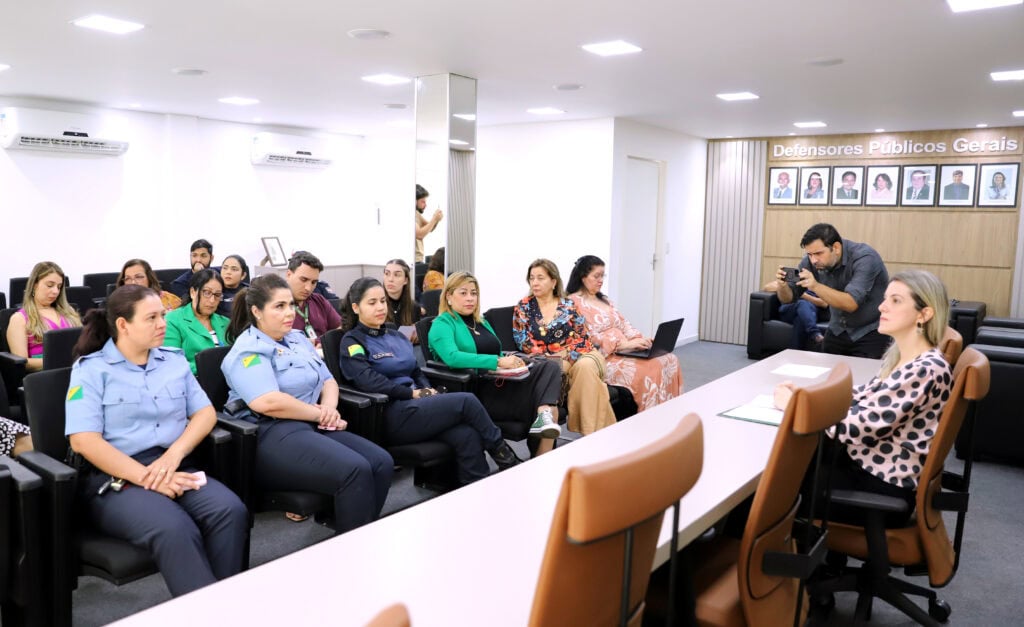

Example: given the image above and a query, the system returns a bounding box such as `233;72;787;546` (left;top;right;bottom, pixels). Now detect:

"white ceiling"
1;0;1023;138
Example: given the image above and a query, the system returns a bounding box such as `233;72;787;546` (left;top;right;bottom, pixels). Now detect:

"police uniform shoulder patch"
347;344;365;357
242;354;262;368
67;386;84;401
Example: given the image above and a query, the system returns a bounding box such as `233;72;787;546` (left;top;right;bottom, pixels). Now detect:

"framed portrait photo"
865;165;901;207
798;167;830;206
831;166;865;206
977;163;1019;208
938;164;977;207
900;165;937;207
261;236;288;267
767;167;798;205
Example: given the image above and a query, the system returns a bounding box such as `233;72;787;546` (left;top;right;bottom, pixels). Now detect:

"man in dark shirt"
776;223;890;358
169;239;217;298
286;251;341;348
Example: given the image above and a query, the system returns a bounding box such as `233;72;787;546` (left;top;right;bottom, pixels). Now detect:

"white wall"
610;119;707;345
475;118;615;310
0;100;411;298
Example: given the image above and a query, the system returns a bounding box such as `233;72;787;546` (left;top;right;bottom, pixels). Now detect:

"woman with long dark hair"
66;285;248;597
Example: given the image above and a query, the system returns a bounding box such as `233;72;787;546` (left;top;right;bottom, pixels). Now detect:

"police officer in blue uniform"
221;273;393;532
338;277;520;485
66;285;248;598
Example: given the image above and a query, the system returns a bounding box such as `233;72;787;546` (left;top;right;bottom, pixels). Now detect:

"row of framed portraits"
767;163;1020;208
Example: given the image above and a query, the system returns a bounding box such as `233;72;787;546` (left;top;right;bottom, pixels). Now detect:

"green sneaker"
529;408;561;439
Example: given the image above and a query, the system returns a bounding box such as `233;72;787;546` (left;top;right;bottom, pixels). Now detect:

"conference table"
114;349;879;627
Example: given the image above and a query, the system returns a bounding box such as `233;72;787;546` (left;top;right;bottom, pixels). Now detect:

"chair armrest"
421;366;473;393
762;521;828;580
0;352;27;400
339;393;371;410
213;413;256;513
338;387;388;445
338;384;389;405
195;426;233;488
830;489;910;513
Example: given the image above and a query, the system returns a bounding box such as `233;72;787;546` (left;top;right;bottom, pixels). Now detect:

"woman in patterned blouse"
775;269;952;526
512;259;616;435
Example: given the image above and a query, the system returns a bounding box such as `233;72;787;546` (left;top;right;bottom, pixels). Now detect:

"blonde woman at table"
567;255;682;411
513;259;616;435
774;270;952;527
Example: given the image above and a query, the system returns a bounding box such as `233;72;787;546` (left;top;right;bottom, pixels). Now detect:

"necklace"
461;314;480;335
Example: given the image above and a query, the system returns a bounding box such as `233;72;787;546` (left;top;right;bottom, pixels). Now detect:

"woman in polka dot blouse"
776;269;953;526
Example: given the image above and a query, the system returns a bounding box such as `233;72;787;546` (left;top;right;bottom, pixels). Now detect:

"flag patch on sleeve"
348;344;365;357
242;354;262;368
67;386;83;401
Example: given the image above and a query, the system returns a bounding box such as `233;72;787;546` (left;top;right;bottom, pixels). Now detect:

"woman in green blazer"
164;269;231;374
427;272;563;444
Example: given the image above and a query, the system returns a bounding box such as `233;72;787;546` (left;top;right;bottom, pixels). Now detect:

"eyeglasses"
124;274;148;284
200;289;224;300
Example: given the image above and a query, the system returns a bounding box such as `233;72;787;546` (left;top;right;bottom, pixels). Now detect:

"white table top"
114;350;879;627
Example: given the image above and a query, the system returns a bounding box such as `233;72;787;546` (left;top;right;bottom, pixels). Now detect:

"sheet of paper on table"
719;393;785;426
770;363;831;379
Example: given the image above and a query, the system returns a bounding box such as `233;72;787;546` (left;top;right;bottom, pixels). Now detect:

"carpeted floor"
65;341;1022;625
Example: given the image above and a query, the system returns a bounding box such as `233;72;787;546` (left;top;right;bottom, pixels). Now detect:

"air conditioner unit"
0;107;129;156
250;132;332;168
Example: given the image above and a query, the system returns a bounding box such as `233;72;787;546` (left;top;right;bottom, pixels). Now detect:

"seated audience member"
763;280;828;349
567;255;682;411
222;274;392;531
338;278;520;484
428;272;563;448
422;247;446;292
118;258;182;311
513;259;616;435
291;250;339;300
6;261;82;372
164;270;231;375
0;416;32;457
66;285;248;597
775;270;953;527
170;239;216;298
383;258;423;329
217;254;249;316
286;251;341;348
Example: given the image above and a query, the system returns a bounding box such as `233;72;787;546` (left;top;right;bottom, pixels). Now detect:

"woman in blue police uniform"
338;277;520;485
222;273;393;532
66;285;248;598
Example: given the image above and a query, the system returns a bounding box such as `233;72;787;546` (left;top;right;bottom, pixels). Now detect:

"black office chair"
0;456;46;627
17;367;235;627
0;308;27;421
420;289;441;318
0;292;6;310
42;328;83;370
8;278;28;309
414;262;428;300
63;286;95;315
153;268;189;286
81;272;120;301
321;328;459;491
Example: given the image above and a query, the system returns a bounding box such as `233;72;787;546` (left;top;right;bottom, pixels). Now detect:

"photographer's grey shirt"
792;239;888;341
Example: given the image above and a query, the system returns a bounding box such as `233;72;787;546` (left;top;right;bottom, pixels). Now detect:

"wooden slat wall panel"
699;140;767;344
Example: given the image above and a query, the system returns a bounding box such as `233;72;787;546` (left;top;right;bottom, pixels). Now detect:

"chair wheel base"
929;598;952;622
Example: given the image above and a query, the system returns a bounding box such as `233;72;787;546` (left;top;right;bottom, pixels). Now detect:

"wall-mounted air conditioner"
250;132;332;168
0;107;129;156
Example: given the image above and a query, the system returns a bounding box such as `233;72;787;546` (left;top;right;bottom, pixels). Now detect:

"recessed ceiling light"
449;139;469;146
384;103;407;110
172;67;208;76
581;40;642;57
71;14;145;35
362;74;411;86
553;83;584;91
452;113;476;121
793;121;827;128
716;91;759;102
347;29;391;40
947;0;1022;12
991;69;1024;81
527;107;565;115
0;64;10;72
219;96;259;106
806;57;844;67
1014;110;1024;117
976;123;989;127
875;128;886;132
788;132;796;136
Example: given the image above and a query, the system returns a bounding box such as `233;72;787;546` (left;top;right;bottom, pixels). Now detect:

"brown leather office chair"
692;363;853;627
938;326;963;367
364;603;410;627
528;413;704;627
815;347;990;625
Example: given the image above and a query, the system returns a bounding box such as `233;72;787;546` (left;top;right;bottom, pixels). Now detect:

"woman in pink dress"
567;255;682;411
6;261;82;372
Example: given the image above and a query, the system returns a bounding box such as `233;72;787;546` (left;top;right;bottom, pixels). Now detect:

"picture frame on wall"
901;165;937;206
798;167;830;205
977;163;1019;208
767;167;798;204
865;165;901;206
938;164;977;207
261;236;288;267
831;166;865;206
